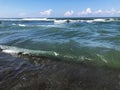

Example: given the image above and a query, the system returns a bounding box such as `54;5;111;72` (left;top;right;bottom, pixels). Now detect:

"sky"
0;0;120;18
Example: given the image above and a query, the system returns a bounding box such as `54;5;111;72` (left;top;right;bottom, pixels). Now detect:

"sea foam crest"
54;20;67;24
54;19;107;24
0;45;60;57
18;24;26;27
93;19;106;22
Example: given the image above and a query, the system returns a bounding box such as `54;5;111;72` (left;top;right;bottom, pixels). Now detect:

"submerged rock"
0;52;120;90
0;48;2;52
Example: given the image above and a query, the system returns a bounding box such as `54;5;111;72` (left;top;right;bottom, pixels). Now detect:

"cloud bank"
77;8;120;16
17;8;120;17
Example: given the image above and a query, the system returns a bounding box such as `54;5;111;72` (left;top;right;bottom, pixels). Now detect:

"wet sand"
0;51;120;90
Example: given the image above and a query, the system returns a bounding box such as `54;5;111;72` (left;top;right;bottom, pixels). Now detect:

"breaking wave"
0;45;120;68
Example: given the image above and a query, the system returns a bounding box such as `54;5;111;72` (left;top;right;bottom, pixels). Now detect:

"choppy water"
0;17;120;68
0;17;120;89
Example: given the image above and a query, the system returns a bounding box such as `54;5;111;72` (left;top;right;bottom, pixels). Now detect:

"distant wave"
1;18;120;24
54;20;67;24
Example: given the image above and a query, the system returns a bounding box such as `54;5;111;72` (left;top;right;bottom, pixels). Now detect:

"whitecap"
93;19;106;22
18;24;26;27
54;20;67;24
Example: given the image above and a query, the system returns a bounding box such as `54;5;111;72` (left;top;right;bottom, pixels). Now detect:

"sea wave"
0;17;120;68
1;45;120;68
0;45;94;64
1;18;120;25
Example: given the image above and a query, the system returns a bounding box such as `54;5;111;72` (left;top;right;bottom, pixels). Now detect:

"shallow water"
0;18;120;89
0;52;120;90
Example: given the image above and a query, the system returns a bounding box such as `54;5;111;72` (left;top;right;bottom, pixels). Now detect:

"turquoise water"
0;18;120;68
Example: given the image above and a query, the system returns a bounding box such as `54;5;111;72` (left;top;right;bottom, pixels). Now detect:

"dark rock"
0;48;3;52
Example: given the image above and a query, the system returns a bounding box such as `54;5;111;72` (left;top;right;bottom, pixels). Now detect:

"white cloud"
94;9;120;16
86;8;92;14
64;10;74;16
78;8;92;15
40;9;53;16
94;9;103;14
17;8;120;18
117;10;120;14
77;8;120;16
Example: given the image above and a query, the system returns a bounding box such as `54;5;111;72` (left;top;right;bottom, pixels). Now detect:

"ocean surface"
0;17;120;89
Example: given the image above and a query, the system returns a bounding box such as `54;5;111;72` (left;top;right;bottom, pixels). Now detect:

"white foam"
108;18;117;22
3;49;19;54
0;45;60;57
54;20;66;24
93;19;106;22
97;54;107;63
54;52;59;56
86;20;94;23
18;24;26;27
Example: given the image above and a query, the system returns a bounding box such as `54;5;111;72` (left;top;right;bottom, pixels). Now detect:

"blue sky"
0;0;120;18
